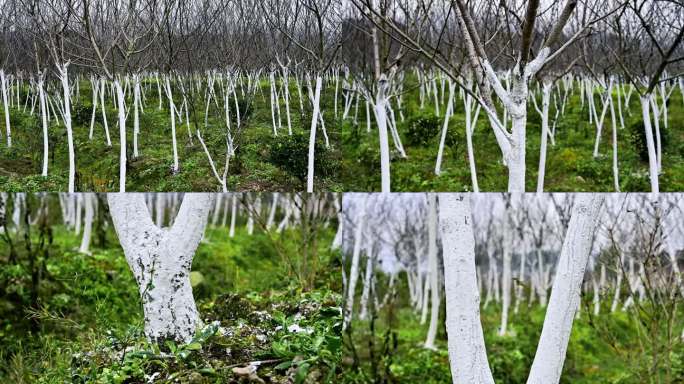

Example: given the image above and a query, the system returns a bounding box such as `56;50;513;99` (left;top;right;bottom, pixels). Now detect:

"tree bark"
108;193;213;344
440;193;495;384
527;193;604;384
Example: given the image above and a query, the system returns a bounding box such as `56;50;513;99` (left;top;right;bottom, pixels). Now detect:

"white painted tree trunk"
282;70;292;135
331;197;343;250
266;193;279;230
465;94;480;192
420;274;430;324
269;72;278;136
115;80;127;192
343;196;367;330
133;75;141;158
79;193;94;254
435;82;455;176
100;79;112;146
165;77;180;173
499;208;512;336
306;76;322;193
526;194;604;384
38;78;49;177
424;193;440;350
649;95;662;173
108;193;213;344
639;95;659;193
440;193;496;384
536;81;552;193
89;77;99;139
508;106;527;192
75;194;83;234
1;70;11;147
592;88;610;158
375;76;391;192
57;63;76;193
608;88;620;192
229;194;237;237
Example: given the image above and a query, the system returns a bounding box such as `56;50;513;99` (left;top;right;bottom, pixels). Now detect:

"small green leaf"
295;362;310;384
274;360;293;370
185;342;202;351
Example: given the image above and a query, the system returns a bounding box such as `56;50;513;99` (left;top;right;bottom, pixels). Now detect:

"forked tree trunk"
639;95;659;193
108;193;213;344
306;75;322;193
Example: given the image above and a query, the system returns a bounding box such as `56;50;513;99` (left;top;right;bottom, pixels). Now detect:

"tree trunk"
114;80;127;192
424;193;440;349
57;63;76;193
375;76;391;192
229;194;237;237
440;193;495;384
38;78;49;177
343;196;367;330
435;82;455;175
499;207;512;336
79;193;94;254
536;81;552;193
526;194;604;384
133;75;141;158
306;75;322;193
1;70;11;147
100;78;111;146
108;193;213;344
640;95;659;193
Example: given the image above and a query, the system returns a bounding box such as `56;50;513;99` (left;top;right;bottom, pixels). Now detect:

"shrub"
267;132;337;182
629;120;669;162
72;102;92;126
405;114;440;146
444;122;465;155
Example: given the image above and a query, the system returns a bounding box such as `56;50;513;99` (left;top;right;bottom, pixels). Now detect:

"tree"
108;193;213;343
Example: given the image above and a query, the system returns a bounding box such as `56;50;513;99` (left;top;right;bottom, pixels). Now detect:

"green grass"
1;76;682;191
0;78;344;192
340;79;684;192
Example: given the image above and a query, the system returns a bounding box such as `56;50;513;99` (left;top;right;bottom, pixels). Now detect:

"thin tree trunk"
526;194;604;384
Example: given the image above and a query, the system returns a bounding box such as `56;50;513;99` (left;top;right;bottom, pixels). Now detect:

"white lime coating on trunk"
108;193;213;343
